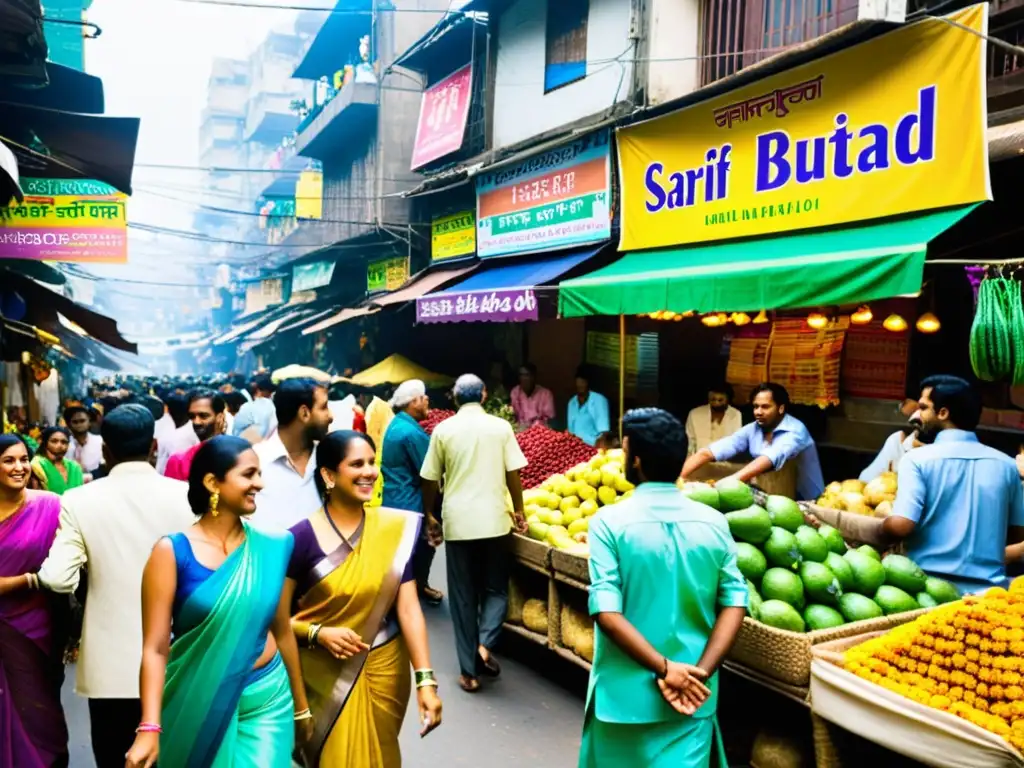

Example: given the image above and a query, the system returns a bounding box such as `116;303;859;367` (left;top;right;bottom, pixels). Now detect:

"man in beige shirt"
421;373;528;693
38;404;195;768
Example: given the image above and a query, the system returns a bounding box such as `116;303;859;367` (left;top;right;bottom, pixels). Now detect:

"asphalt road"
63;546;587;767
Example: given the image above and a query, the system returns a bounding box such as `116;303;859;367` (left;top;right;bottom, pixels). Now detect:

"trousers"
89;697;141;768
445;534;511;677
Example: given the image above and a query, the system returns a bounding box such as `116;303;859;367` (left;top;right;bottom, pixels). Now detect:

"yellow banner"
617;5;990;251
431;210;475;260
296;171;323;220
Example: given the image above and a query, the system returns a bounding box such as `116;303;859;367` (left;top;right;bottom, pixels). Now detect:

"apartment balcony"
245;91;301;144
294;80;378;161
258;142;314;199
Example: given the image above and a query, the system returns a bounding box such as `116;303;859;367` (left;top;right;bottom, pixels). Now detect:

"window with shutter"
545;0;589;93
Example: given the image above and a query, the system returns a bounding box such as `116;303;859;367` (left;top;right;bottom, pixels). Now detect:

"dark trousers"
412;526;437;590
89;698;141;768
445;534;511;677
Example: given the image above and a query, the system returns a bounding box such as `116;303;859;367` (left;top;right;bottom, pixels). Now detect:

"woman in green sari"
126;436;312;768
30;427;84;495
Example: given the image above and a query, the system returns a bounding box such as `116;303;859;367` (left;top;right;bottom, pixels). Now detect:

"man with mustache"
684;382;743;457
163;389;227;482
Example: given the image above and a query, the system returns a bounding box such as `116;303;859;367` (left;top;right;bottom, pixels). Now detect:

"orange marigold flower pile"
845;579;1024;753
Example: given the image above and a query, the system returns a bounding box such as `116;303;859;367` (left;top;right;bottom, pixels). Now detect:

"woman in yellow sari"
285;430;442;767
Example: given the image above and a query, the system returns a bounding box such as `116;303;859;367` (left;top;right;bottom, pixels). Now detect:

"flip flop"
459;675;481;693
419;587;444;606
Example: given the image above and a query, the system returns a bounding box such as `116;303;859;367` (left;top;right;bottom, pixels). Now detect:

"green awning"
558;206;977;318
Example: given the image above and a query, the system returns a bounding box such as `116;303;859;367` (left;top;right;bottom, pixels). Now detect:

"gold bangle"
416;679;439;689
293;709;313;722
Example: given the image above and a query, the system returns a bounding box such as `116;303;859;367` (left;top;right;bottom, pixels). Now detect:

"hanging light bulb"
681;310;695;318
716;312;729;324
915;312;941;333
661;311;676;321
753;309;769;324
851;305;873;325
883;313;908;332
806;312;829;330
701;314;723;327
672;313;684;322
731;312;751;326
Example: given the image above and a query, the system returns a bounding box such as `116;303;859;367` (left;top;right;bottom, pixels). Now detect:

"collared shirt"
231;397;277;440
859;430;917;483
164;441;204;482
709;414;824;500
420;403;528;541
38;462;194;698
156;422;199;475
510;385;556;428
567;391;611;447
380;411;431;513
69;432;104;474
251;433;322;530
587;483;748;725
893;430;1024;593
685;405;743;456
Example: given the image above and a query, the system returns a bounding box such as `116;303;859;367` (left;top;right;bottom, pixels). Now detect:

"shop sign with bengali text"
0;177;128;263
411;63;473;170
366;256;409;292
431;210;475;261
416;289;538;324
476;129;611;258
617;5;990;251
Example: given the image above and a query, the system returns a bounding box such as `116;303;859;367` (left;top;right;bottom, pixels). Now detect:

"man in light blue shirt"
681;382;824;500
567;365;610;447
886;375;1024;594
231;374;276;441
581;408;747;767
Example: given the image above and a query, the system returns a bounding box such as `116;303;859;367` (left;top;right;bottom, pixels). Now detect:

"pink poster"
411;63;473;170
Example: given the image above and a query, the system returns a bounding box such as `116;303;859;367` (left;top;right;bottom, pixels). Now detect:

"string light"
883;314;909;332
851;305;873;325
915;312;941;333
806;312;828;330
753;310;769;324
701;314;725;327
731;312;751;326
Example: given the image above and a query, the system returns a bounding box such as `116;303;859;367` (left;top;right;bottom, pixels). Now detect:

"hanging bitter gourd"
969;277;1013;382
1003;277;1024;386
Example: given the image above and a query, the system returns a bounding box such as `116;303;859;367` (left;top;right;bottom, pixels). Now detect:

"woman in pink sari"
0;434;69;767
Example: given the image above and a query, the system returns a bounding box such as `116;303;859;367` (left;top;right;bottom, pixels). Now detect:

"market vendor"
567;365;610;447
857;398;921;482
684;382;743;456
510;363;555;429
885;376;1024;592
680;382;824;500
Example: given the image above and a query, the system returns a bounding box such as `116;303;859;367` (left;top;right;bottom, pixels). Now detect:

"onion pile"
419;409;455;435
516;424;598;489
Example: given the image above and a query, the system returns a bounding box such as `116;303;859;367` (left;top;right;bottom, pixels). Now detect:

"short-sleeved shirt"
420;403;528;541
510;385;555;428
709;413;824;500
380;412;431;514
587;483;748;725
567;391;611;447
251;434;322;531
892;429;1024;593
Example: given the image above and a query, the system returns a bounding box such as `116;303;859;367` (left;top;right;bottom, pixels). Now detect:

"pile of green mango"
681;481;961;633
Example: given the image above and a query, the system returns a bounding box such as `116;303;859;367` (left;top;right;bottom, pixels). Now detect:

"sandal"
477;652;501;678
419;586;444;606
459;675;481;693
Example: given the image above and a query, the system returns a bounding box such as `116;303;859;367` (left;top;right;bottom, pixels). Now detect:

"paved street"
63;547;586;767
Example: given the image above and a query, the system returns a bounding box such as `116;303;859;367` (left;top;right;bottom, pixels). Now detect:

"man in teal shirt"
581;408;748;768
567;365;610;447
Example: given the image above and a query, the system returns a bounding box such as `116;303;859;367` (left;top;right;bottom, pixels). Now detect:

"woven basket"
510;534;552;573
728;607;933;687
551;549;590;585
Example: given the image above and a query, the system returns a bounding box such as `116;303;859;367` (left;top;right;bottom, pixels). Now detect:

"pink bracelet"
136;723;162;733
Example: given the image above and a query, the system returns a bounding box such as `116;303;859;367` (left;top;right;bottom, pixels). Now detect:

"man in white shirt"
421;374;528;692
859;399;923;482
685;382;743;456
155;391;200;475
65;405;104;479
251;377;334;530
36;404;195;768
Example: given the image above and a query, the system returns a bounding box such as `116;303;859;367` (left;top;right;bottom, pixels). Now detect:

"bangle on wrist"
136;722;162;733
660;656;669;679
417;679;439;690
307;623;322;649
414;668;436;686
293;708;313;722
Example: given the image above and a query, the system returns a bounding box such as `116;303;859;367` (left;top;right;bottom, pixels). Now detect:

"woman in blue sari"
126;436;312;768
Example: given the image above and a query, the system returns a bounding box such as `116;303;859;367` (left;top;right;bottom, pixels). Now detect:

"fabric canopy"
371;264;478;307
438;245;604;295
559;207;976;318
344;354;453;389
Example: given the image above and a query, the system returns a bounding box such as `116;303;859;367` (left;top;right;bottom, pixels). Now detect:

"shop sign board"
416;289;538;324
245;278;285;314
0;177;128;263
476;129;612;258
292;260;336;293
431;210;476;261
366;256;409;293
411;64;473;170
616;4;990;251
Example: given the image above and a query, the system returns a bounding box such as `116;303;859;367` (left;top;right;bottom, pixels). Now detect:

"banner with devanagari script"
616;4;990;251
0;177;128;263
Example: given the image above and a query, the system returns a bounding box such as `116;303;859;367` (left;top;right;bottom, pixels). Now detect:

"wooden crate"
551;548;590;585
510;533;552;575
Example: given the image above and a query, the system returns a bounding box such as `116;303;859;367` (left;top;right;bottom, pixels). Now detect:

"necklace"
196;521;244;555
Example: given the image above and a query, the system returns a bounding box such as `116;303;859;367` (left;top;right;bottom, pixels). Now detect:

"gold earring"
209;491;220;517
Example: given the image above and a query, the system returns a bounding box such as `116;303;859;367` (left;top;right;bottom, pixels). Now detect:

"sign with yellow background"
295;171;323;220
431;210;475;260
617;5;990;251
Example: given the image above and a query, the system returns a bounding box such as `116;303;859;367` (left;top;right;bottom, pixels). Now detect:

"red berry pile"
516;424;598;489
419;409;455;435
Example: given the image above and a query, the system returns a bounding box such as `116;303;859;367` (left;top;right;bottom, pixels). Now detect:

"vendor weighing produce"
680;382;824;501
817;376;1024;594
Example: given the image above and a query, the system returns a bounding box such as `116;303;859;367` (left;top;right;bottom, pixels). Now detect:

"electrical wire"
157;0;462;14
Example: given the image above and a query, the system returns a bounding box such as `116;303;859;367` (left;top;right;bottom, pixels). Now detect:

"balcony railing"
700;0;859;85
